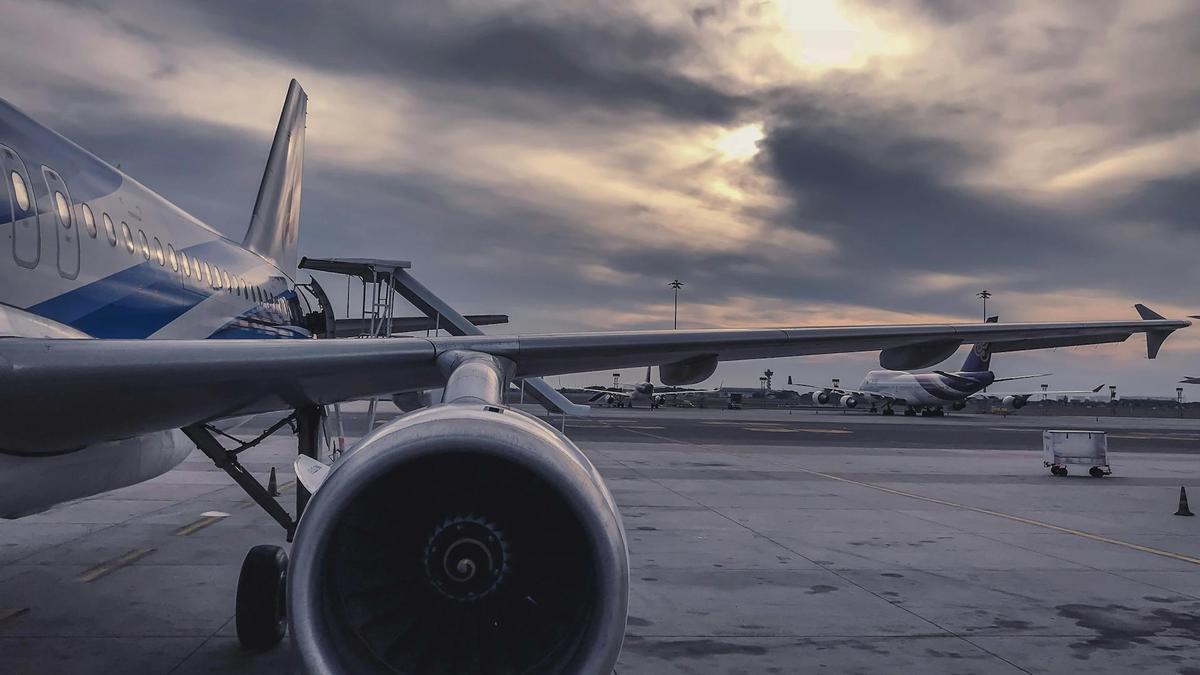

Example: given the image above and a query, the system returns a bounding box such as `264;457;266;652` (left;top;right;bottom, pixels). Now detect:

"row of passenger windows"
8;169;287;310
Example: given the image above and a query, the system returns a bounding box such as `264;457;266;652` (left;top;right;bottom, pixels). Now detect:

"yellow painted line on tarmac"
742;426;796;433
798;468;1200;567
0;607;29;624
794;428;853;435
174;511;230;536
620;425;666;430
76;548;156;582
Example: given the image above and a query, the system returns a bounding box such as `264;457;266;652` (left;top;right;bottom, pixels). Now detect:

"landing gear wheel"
1051;466;1067;477
1089;466;1105;478
236;544;288;649
903;408;917;417
882;408;895;416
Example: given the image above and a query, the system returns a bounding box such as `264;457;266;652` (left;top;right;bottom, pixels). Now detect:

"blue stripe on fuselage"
30;239;297;338
32;258;205;338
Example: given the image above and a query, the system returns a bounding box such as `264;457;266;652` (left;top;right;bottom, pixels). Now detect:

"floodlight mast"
669;279;684;329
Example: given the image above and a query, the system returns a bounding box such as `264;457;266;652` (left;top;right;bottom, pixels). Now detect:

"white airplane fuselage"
858;369;992;407
0;94;307;517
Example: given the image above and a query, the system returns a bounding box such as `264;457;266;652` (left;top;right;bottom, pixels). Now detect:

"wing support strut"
182;405;323;542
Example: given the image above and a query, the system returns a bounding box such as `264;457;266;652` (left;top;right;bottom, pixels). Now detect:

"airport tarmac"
3;404;1200;674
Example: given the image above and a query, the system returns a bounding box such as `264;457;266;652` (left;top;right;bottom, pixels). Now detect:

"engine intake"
289;404;628;674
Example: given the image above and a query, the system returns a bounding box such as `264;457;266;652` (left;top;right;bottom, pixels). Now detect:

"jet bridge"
298;256;590;416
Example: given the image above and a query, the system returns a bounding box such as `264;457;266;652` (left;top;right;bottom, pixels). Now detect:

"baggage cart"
1042;430;1109;478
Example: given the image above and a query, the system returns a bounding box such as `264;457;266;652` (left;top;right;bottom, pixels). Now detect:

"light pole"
976;289;992;321
669;280;684;329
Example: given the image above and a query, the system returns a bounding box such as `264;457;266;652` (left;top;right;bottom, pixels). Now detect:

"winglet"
1135;304;1165;321
1136;304;1174;359
1091;384;1105;393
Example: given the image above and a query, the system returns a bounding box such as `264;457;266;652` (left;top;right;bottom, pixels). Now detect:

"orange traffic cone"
1175;487;1193;517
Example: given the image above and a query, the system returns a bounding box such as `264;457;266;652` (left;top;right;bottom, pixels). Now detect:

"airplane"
795;319;1113;416
0;80;1188;674
584;367;699;408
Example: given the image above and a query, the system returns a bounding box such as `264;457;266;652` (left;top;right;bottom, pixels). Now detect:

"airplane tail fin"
646;366;652;383
960;315;998;372
244;79;307;275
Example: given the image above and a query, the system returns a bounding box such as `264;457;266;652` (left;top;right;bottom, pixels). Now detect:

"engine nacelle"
289;404;628;674
840;395;858;409
1002;395;1025;409
951;400;968;411
390;388;443;412
814;391;831;405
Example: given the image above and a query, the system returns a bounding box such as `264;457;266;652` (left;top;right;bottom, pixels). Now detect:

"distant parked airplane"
795;317;1107;416
585;367;698;408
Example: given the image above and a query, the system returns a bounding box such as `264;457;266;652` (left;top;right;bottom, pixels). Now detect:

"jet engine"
951;400;967;411
1002;395;1026;409
814;391;831;405
840;395;858;409
289;404;629;674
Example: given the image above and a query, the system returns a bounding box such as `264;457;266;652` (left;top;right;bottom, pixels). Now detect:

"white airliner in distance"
0;80;1188;674
584;367;698;408
796;319;1113;416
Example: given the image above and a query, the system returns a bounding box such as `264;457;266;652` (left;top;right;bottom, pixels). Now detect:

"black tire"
903;408;917;417
1089;467;1105;478
236;544;288;649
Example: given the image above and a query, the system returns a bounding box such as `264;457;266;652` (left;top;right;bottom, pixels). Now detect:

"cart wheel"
1089;467;1104;478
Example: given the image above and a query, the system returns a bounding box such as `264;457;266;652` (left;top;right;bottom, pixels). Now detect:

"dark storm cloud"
172;0;752;124
762;112;1066;264
751;85;1198;318
1105;172;1200;230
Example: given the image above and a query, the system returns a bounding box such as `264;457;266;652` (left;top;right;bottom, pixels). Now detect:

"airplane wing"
584;387;632;400
0;311;1185;453
791;382;889;401
991;372;1053;383
931;370;1052;384
654;390;693;397
970;384;1107;401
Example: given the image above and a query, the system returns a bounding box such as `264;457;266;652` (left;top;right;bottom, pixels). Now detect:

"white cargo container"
1042;430;1109;478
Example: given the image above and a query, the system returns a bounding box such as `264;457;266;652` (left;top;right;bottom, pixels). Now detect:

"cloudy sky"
3;0;1198;394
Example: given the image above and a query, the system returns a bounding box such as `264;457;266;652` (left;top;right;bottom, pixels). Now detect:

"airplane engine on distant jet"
951;401;967;411
1002;395;1025;409
289;404;628;675
840;395;857;409
814;391;831;405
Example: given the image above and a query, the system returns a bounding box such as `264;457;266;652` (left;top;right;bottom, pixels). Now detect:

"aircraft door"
41;167;80;279
1;146;39;268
